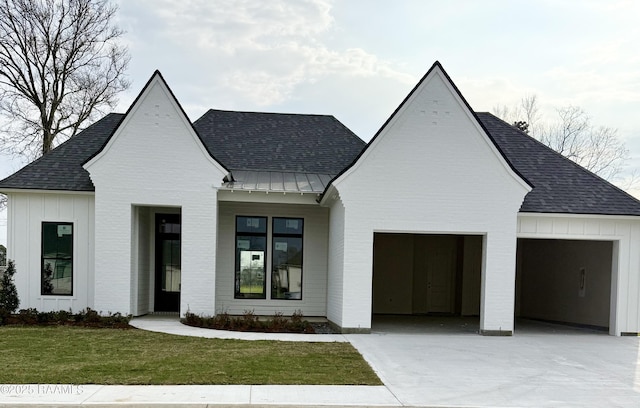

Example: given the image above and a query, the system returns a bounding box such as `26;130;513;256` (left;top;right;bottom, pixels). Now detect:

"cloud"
152;0;334;51
221;46;415;105
129;0;413;106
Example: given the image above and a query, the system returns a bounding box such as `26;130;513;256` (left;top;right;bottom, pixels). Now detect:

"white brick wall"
326;195;345;326
215;201;329;316
84;74;227;316
327;66;530;333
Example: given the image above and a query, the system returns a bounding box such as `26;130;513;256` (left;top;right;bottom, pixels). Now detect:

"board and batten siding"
215;201;329;316
517;213;640;336
6;192;95;312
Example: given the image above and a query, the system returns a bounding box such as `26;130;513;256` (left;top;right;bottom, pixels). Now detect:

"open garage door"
516;239;613;331
372;233;482;317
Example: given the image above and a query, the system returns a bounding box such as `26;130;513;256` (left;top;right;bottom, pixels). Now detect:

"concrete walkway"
0;384;398;406
2;315;640;407
130;314;349;342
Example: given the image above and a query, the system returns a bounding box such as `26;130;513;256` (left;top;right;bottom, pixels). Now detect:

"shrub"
0;260;20;314
240;309;263;331
212;312;231;329
54;309;72;323
4;308;131;328
269;312;287;332
37;311;57;324
184;309;204;327
182;310;315;333
290;309;314;333
15;308;38;325
81;308;102;323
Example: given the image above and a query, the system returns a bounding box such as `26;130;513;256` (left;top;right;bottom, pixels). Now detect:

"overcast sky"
2;0;640;246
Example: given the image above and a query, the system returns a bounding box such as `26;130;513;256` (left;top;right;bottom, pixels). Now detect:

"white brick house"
3;62;640;335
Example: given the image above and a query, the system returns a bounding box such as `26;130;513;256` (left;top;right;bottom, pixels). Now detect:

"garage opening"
372;233;482;327
515;239;613;331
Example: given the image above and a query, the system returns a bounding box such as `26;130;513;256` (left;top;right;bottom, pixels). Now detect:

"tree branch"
0;0;130;158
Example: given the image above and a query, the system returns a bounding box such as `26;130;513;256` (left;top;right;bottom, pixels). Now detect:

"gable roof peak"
83;69;229;173
320;60;531;199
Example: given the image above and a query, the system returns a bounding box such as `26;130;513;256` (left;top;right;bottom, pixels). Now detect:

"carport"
372;233;482;321
515;238;614;331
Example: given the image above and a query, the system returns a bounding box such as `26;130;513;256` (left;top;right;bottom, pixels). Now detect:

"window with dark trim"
271;218;303;300
235;216;267;299
41;222;73;296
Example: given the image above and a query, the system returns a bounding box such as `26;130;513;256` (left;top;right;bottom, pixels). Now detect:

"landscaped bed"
0;326;381;385
181;310;337;333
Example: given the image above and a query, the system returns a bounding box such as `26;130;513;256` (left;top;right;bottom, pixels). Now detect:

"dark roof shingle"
1;109;640;217
0;110;364;191
477;112;640;216
193;109;365;175
0;113;124;191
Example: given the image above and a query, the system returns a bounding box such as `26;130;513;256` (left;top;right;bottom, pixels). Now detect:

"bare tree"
494;97;629;182
538;106;628;181
0;0;130;159
493;94;540;134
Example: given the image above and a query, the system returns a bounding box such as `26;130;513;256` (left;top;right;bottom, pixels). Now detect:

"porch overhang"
219;170;330;205
223;170;332;193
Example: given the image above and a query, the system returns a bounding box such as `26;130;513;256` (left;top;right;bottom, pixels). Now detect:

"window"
41;222;73;296
235;216;267;299
271;218;303;300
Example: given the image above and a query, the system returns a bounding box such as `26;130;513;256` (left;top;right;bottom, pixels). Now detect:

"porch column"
93;198;132;314
179;190;219;317
479;231;517;335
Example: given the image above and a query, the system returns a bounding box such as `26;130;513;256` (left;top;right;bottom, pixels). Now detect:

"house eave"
0;188;95;196
518;211;640;221
217;189;321;205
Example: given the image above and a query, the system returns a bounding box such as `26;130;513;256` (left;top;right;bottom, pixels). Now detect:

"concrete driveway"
346;316;640;407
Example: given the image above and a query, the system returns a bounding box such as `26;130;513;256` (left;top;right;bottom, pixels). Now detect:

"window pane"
236;216;267;234
273;218;303;235
272;236;303;300
162;239;181;292
235;235;266;299
42;222;73;296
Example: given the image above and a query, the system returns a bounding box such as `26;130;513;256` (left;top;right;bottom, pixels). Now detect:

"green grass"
0;326;381;385
239;284;264;294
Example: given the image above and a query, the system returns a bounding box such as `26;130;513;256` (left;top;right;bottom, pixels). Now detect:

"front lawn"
0;326;381;385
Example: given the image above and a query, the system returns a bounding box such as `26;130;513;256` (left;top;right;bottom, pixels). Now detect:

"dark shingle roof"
1;108;640;217
477;112;640;216
192;109;365;175
0;110;364;191
0;113;124;191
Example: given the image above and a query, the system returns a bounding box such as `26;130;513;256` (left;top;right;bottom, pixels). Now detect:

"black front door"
155;214;181;312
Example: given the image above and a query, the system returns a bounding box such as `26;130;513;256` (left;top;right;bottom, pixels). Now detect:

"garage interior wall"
516;238;612;329
372;233;482;315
